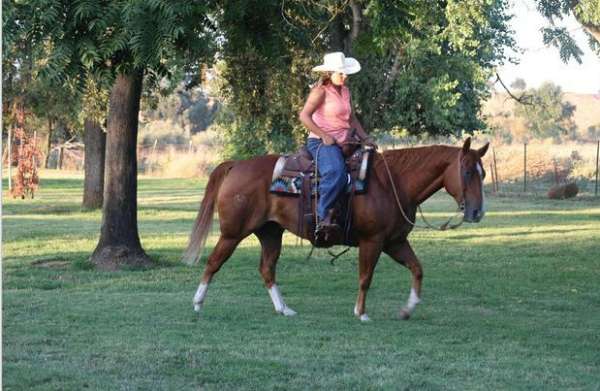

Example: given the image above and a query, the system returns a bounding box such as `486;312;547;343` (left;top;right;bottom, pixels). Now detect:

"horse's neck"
383;146;458;205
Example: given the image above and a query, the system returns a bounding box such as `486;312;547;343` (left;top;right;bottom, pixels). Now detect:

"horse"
182;137;489;321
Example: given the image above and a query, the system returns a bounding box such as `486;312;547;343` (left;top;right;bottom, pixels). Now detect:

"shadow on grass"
448;226;599;240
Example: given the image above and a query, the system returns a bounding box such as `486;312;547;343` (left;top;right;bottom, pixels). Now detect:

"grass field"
2;171;600;390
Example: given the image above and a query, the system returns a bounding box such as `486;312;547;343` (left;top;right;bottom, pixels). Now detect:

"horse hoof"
193;303;202;312
281;307;297;316
399;308;411;320
359;314;371;322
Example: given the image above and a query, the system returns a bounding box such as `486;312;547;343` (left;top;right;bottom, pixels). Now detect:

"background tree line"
3;0;599;268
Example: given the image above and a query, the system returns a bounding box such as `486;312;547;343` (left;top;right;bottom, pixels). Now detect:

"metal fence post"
523;142;527;193
8;125;12;191
595;140;599;196
493;147;499;192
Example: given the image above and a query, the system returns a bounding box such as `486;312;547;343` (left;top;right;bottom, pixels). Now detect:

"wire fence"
4;135;600;198
481;140;599;197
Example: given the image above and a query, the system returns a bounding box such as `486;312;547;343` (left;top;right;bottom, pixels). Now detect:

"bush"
139;120;189;147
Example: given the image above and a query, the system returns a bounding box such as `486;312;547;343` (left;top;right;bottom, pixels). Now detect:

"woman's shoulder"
310;84;327;93
308;85;327;99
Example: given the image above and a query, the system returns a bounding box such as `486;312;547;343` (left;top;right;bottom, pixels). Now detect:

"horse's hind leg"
193;235;241;312
384;240;423;320
255;222;296;316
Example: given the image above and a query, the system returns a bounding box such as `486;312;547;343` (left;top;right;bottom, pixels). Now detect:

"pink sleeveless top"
309;84;351;143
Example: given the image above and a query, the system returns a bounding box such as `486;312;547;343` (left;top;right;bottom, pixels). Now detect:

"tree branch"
349;0;362;42
494;72;534;105
570;2;600;44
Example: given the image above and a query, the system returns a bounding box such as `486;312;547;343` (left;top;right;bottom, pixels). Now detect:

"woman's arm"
349;97;377;148
299;87;335;145
350;111;369;140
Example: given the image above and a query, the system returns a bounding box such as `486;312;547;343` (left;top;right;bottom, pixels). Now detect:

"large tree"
514;82;576;140
3;0;109;209
2;1;81;164
217;0;515;158
36;0;216;269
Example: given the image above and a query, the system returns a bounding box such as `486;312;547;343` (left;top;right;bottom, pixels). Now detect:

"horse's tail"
182;161;235;265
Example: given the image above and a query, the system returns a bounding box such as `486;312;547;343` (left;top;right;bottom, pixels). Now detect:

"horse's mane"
380;145;459;172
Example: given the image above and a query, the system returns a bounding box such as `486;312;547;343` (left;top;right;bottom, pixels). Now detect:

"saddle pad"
270;149;372;196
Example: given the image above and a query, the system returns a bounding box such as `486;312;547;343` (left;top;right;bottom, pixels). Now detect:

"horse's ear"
478;142;490;158
462;137;471;154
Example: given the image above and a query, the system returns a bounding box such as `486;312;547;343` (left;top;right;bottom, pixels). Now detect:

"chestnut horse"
183;138;489;321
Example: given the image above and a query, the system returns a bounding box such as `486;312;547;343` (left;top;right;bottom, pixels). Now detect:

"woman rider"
299;52;375;232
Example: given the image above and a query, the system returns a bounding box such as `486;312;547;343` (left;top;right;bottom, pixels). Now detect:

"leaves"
514;82;577;139
536;0;600;60
542;26;585;63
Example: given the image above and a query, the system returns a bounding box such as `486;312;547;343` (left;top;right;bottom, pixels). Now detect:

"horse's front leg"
384;240;423;320
255;222;296;316
354;239;383;322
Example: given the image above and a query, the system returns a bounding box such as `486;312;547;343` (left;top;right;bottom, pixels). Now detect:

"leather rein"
380;151;464;231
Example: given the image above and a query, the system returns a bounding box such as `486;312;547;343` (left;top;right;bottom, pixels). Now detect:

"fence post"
523;142;527;193
151;139;158;173
32;131;38;169
595;140;599;196
492;147;499;192
8;125;12;191
58;146;64;170
490;163;496;193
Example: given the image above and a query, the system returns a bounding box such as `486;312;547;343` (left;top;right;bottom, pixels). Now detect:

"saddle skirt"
269;146;373;196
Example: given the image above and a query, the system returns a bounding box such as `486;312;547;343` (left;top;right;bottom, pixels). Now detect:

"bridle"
381;151;465;231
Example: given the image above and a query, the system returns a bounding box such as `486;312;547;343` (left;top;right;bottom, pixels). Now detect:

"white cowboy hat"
311;52;361;75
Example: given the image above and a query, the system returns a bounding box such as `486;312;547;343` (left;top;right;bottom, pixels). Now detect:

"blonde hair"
316;72;332;87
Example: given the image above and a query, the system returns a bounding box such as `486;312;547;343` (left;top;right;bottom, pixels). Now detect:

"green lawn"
3;171;600;390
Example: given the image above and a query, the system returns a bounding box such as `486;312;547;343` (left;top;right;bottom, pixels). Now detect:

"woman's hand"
364;137;378;150
322;134;336;145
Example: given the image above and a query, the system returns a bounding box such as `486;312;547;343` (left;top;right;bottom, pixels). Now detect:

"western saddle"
270;144;374;247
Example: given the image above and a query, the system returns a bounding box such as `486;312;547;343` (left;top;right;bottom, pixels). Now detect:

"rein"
381;151;464;231
308;142;464;265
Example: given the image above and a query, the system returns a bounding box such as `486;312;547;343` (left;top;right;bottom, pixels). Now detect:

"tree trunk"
328;16;347;52
82;118;106;209
90;71;152;270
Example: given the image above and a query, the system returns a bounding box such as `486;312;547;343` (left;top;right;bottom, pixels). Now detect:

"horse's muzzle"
464;208;484;223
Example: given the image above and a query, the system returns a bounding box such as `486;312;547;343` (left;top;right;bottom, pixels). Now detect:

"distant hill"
483;92;600;136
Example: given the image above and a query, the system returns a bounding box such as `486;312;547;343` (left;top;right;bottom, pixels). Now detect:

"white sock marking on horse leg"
354;303;369;320
403;288;421;315
193;283;208;312
268;284;297;316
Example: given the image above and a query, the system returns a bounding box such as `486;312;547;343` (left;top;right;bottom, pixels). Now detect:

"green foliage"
2;0;81;137
217;0;516;158
587;124;600;140
514;82;577;140
141;81;220;139
536;0;600;62
221;121;268;160
541;26;584;63
4;0;220;158
510;78;527;90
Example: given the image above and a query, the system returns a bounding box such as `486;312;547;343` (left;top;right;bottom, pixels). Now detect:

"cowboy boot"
315;209;343;247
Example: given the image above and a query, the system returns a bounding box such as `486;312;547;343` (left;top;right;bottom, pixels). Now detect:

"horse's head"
445;137;489;223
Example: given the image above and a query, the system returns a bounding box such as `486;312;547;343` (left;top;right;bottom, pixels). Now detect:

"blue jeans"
306;138;348;221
